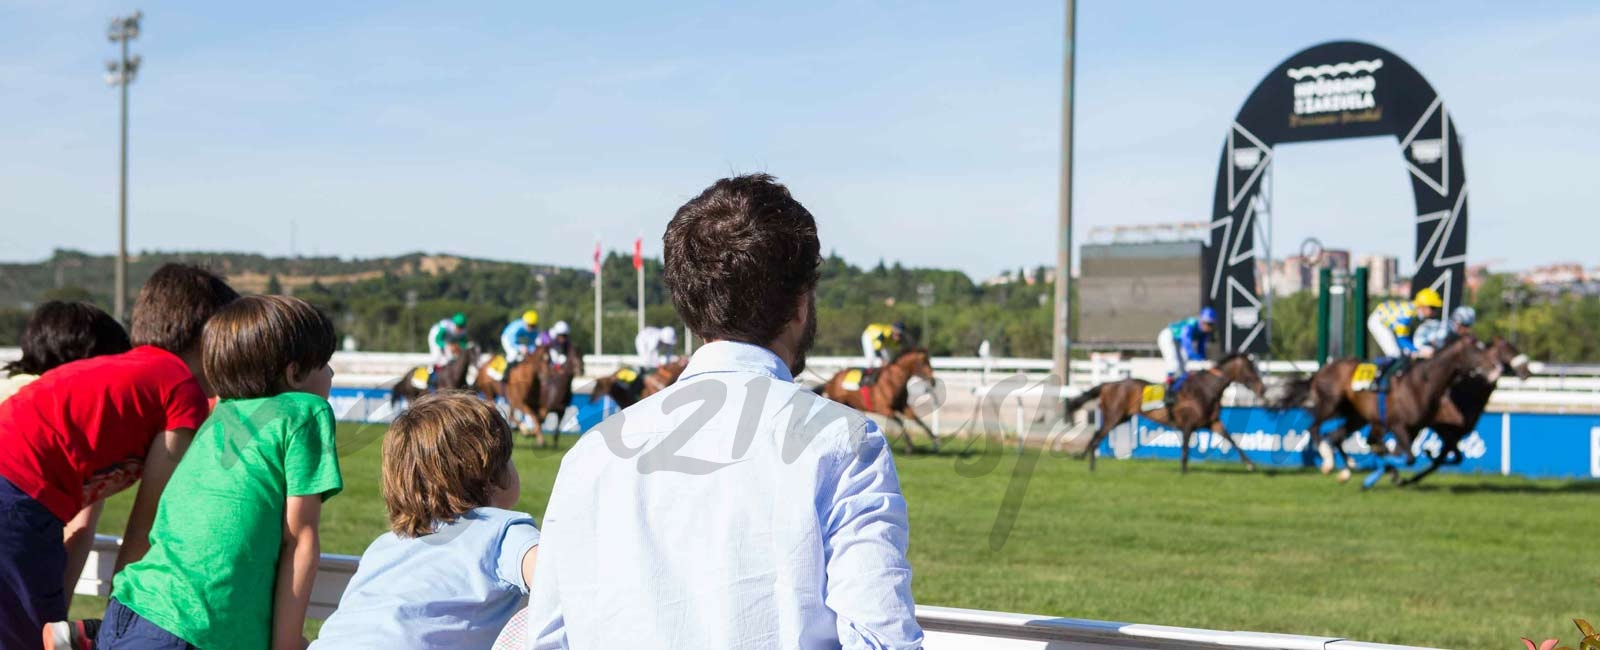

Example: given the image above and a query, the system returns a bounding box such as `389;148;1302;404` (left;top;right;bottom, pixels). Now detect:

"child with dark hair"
311;392;538;649
99;295;342;650
0;300;132;403
0;264;238;650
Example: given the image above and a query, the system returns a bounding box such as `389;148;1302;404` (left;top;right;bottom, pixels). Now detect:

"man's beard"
790;297;817;376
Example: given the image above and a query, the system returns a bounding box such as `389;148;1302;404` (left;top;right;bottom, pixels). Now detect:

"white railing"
78;535;1436;649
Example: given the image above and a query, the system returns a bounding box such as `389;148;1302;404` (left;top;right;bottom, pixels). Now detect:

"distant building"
1355;254;1401;296
1258;249;1350;296
1518;263;1600;296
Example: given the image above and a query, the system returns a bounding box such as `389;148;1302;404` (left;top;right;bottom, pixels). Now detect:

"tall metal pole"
1051;0;1077;384
116;34;129;322
594;241;603;356
107;12;142;322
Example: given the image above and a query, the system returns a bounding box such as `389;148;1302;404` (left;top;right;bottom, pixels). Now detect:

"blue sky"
1;1;1595;278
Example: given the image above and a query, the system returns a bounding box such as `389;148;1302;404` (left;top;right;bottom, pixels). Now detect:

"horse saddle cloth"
615;367;640;384
841;369;865;392
1350;362;1380;392
1140;384;1166;412
409;367;431;390
485;355;509;383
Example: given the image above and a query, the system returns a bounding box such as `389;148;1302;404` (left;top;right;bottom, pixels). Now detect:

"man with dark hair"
528;175;921;649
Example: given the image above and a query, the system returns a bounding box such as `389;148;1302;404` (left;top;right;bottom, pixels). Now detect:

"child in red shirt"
0;264;238;650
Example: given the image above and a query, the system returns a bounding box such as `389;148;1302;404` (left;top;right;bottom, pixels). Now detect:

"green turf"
73;423;1596;648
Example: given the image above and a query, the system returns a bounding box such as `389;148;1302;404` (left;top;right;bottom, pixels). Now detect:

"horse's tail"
1269;374;1313;411
811;382;826;396
1062;383;1103;415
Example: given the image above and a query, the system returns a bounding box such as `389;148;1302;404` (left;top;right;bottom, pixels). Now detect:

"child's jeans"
0;474;66;650
98;599;198;650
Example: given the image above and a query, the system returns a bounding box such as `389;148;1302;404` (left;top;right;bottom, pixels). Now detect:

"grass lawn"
73;423;1597;649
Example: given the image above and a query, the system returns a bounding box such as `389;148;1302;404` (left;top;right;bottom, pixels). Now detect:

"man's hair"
663;174;821;345
4;301;131;376
130;263;240;354
202;295;336;400
382;392;515;538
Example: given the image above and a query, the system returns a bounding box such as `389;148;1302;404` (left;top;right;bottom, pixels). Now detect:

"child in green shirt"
102;295;342;650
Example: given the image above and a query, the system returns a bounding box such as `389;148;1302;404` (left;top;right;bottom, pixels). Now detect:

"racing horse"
816;348;939;454
473;350;547;446
1064;353;1267;474
534;346;583;449
587;357;690;410
390;342;474;408
1272;335;1500;481
1400;336;1531;486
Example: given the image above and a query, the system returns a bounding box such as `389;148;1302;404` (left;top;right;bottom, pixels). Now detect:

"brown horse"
816;349;938;454
1273;335;1500;480
1400;336;1531;486
473;352;546;446
1066;353;1267;473
534;345;583;449
390;343;474;408
588;357;689;410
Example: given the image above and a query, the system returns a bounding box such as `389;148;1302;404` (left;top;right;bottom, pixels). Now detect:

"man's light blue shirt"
526;340;921;649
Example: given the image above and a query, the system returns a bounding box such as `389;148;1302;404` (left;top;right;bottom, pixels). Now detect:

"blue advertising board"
327;387;613;434
1095;406;1600;480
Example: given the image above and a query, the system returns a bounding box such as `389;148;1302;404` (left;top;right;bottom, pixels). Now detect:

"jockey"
861;321;907;369
427;312;468;368
1157;307;1215;392
1368;288;1443;361
500;310;541;364
1415;305;1476;358
634;325;678;370
541;320;574;368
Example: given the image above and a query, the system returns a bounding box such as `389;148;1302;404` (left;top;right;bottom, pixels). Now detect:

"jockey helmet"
1198;306;1218;323
892;321;906;332
659;327;678;346
550;320;570;336
1450;306;1477;327
451;312;467;327
1413;288;1444;308
522;309;539;326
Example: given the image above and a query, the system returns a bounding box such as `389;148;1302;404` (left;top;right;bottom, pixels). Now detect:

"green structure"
1315;267;1369;367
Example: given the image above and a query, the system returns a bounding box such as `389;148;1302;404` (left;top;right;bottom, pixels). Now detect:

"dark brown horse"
817;349;938;453
1400;336;1531;485
390;342;474;408
1273;335;1500;481
588;357;689;410
473;351;545;446
534;345;583;449
1065;353;1267;473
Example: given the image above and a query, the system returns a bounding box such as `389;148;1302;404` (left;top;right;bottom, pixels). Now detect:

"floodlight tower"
106;10;143;322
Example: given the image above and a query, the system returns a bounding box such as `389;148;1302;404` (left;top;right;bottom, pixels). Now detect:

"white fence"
77;535;1435;650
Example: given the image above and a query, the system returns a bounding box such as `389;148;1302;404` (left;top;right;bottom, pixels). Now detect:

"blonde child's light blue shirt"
312;507;540;649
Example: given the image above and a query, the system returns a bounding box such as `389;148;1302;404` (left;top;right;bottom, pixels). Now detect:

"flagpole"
594;240;603;356
635;236;645;336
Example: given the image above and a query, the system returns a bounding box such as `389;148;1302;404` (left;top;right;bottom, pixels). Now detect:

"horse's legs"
1179;429;1193;474
904;410;939;453
887;415;916;454
1210;418;1255;471
1082;417;1121;472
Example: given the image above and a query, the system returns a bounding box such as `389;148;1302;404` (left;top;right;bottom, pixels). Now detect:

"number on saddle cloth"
1350;362;1381;392
409;367;431;390
486;355;509;383
1140;384;1166;412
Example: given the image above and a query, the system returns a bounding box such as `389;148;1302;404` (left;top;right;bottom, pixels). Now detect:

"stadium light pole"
106;10;143;323
1051;0;1076;385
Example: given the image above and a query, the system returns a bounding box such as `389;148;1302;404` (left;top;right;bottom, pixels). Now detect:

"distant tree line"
4;249;1597;363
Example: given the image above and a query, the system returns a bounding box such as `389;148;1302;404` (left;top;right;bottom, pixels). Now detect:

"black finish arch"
1203;40;1467;353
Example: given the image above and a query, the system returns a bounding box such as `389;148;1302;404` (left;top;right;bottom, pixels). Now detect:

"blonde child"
312;392;538;649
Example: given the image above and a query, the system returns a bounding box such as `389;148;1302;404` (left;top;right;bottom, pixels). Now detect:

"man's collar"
679;340;794;383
